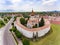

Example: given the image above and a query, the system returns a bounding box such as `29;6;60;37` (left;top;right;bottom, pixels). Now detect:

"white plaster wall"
14;22;50;38
14;23;33;38
38;26;50;37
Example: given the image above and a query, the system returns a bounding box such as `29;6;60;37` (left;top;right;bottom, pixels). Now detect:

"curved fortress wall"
14;23;50;38
14;18;50;38
15;23;33;38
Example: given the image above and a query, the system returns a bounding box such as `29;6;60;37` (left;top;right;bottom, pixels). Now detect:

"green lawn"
30;24;60;45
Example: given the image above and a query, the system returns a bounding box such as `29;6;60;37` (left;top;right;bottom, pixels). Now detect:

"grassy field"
30;24;60;45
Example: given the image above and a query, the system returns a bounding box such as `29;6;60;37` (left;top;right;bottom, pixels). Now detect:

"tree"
4;18;8;23
20;18;26;25
33;24;37;28
23;15;30;18
12;23;14;26
14;16;17;21
22;39;30;45
7;16;11;20
12;26;16;32
11;26;22;38
15;30;22;38
39;17;45;27
0;20;5;28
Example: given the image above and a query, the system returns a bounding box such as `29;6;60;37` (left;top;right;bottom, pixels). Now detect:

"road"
0;16;23;45
0;16;16;45
3;16;17;45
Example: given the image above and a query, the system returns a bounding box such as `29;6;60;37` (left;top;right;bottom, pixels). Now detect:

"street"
0;16;16;45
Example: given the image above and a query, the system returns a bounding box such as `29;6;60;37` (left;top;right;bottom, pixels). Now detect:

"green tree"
12;26;16;32
33;24;37;28
15;30;22;38
12;23;14;26
7;16;11;20
14;16;17;21
0;20;5;28
20;18;26;25
11;26;22;38
4;18;8;23
22;39;30;45
39;17;45;27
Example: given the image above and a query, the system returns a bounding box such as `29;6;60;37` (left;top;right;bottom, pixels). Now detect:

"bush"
39;17;45;27
22;39;30;45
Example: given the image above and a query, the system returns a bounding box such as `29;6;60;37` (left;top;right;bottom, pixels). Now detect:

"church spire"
31;9;34;16
32;9;34;13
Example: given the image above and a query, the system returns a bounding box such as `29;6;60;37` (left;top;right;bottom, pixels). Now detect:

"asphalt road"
3;16;17;45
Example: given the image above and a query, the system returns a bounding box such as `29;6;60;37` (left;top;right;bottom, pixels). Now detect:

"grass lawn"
30;24;60;45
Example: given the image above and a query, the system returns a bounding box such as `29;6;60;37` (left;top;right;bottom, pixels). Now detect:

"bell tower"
31;9;35;16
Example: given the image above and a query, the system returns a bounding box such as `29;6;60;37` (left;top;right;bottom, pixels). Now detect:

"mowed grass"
30;24;60;45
